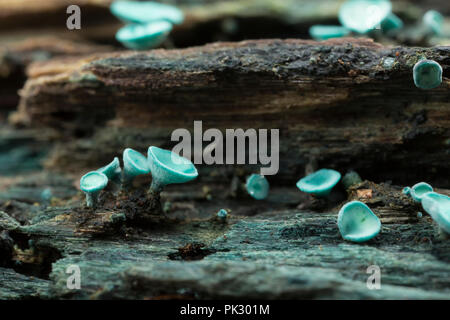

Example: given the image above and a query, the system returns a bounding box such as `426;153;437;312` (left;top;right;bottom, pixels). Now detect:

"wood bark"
13;38;450;187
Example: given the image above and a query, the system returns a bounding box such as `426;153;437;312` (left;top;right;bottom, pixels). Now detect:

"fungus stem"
150;179;163;194
86;192;99;209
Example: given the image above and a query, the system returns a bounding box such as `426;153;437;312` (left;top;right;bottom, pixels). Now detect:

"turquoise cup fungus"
122;148;150;189
97;157;122;184
80;171;108;208
404;182;433;203
246;174;269;200
338;201;381;242
296;169;341;197
339;0;392;34
423;10;444;35
309;25;351;40
381;13;403;33
413;59;443;90
147;146;198;193
110;0;184;25
116;21;173;50
421;192;450;234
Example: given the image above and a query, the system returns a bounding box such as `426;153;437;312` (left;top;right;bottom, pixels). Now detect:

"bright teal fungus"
339;0;392;34
147;146;198;193
110;0;184;25
423;10;444;35
404;182;434;203
246;174;269;200
296;169;341;197
116;21;173;50
97;157;121;184
338;201;381;242
309;25;351;40
80;171;108;208
421;192;450;234
402;186;411;195
122;148;150;189
217;209;228;221
413;59;443;90
381;13;403;33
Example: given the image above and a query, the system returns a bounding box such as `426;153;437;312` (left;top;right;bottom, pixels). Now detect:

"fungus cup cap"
147;146;198;186
110;0;184;25
116;21;173;50
410;182;433;202
80;171;108;193
296;169;341;197
123;148;150;175
338;201;381;242
97;157;121;179
421;192;450;234
339;0;392;34
309;25;351;40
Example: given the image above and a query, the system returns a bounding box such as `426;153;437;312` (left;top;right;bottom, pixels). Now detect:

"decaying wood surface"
0;163;449;300
12;38;450;187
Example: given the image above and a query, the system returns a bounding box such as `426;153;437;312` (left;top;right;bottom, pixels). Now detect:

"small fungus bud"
245;174;269;200
413;59;443;90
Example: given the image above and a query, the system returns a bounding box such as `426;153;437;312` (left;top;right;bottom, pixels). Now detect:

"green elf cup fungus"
423;10;444;36
116;21;173;50
97;157;122;184
122;148;150;189
381;13;403;33
110;0;184;25
80;171;108;209
246;174;269;200
339;0;392;34
338;201;381;243
421;192;450;234
309;25;351;40
413;59;443;90
296;168;341;197
147;146;198;193
406;182;433;203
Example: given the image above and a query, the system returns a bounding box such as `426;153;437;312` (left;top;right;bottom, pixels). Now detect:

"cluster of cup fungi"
80;147;449;243
78;0;448;241
110;0;184;49
80;146;198;210
310;0;444;41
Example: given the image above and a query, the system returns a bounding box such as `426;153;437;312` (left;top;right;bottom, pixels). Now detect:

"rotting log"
0;37;113;113
0;165;449;299
13;38;450;187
